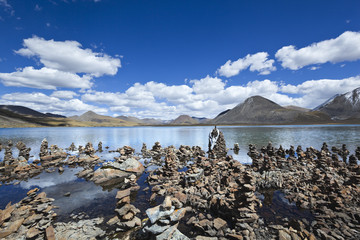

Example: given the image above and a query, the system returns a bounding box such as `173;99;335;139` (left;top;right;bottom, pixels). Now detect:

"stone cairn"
0;188;56;240
97;141;103;152
39;139;49;158
208;126;227;159
107;187;141;232
139;196;188;239
84;142;95;156
68;142;76;151
3;140;14;165
16;141;31;161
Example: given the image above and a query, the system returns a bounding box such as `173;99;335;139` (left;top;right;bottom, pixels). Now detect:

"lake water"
1;125;360;222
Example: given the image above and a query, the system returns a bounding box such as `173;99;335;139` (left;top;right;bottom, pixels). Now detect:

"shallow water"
0;125;359;221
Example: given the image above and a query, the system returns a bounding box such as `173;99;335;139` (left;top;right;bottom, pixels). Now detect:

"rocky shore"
0;128;359;239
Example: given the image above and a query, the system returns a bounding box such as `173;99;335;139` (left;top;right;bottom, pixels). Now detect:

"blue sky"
0;0;360;119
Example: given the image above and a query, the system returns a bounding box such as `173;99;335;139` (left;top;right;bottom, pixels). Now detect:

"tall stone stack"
4;140;14;165
16;141;31;161
68;142;76;151
97;141;103;152
84;142;95;156
108;187;141;231
208;126;227;159
234;171;259;239
163;148;178;178
39;139;49;158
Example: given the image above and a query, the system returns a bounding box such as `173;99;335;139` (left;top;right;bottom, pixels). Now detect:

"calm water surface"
0;125;359;221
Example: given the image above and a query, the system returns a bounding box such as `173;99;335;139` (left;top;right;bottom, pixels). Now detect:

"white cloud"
0;67;92;90
50;90;78;99
0;92;107;116
15;36;121;77
280;75;360;108
34;4;42;11
217;52;276;77
276;31;360;70
190;75;225;94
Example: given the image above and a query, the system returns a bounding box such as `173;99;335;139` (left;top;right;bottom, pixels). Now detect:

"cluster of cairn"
0;188;56;240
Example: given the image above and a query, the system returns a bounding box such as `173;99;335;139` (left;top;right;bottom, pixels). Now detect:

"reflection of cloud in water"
20;168;81;189
45;181;116;215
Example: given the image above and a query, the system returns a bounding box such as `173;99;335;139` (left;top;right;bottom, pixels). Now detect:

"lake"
1;125;360;221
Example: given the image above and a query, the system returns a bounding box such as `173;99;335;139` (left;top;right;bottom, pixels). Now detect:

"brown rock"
279;230;292;240
107;216;119;225
27;188;39;196
213;217;227;230
46;225;55;240
116;188;131;200
26;227;40;239
0;218;24;238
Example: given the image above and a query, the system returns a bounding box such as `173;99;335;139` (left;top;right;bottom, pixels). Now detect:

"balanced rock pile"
0;188;56;240
107;186;141;231
139;196;188;239
208;126;227;159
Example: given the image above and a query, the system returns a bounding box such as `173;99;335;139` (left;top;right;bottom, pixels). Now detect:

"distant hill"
314;87;360;120
116;116;164;125
0;105;65;118
170;115;200;125
212;96;330;125
69;111;137;126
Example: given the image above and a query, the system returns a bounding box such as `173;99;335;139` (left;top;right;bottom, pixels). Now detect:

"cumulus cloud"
50;90;78;99
0;67;92;90
190;75;225;94
276;31;360;70
0;92;107;116
0;36;121;90
280;75;360;108
217;52;276;77
15;36;121;77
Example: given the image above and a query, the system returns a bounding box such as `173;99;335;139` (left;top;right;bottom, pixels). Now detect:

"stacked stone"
263;154;276;171
163;148;178;178
356;146;360;160
152;142;162;153
234;171;259;239
317;150;330;169
84;142;95;156
208;127;227;159
39;139;49;158
0;142;2;152
3;141;14;165
108;187;141;231
97;141;103;152
118;145;135;157
140;196;188;239
338;144;350;163
0;188;56;240
68;142;76;151
16;141;31;161
248;144;262;171
191;146;205;157
78;145;83;154
233;143;240;154
265;142;275;157
296;145;306;162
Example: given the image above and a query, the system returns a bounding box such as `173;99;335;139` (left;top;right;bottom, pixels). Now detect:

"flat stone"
279;230;292;240
116;188;131;200
46;225;55;240
107;216;119;225
0;218;24;238
26;227;40;239
213;217;227;230
169;208;186;222
146;205;175;224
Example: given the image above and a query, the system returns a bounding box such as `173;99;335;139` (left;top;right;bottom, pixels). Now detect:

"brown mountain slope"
212;96;330;125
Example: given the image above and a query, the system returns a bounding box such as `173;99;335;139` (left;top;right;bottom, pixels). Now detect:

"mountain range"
0;87;359;128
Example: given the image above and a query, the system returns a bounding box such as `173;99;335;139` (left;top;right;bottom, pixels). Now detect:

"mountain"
0;105;65;118
170;115;200;125
116;116;164;125
314;87;360;120
284;105;310;112
69;111;137;126
212;96;330;125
